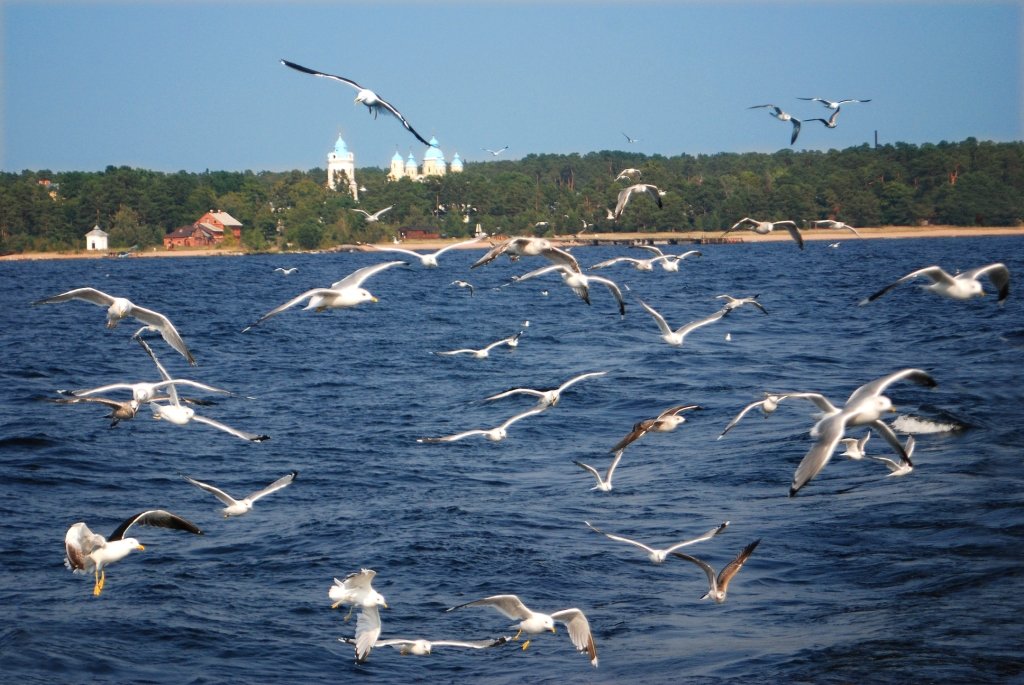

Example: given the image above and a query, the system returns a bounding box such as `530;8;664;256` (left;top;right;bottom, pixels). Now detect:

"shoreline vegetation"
1;225;1020;262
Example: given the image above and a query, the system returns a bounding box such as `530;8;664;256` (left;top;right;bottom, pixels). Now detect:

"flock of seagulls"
750;97;871;145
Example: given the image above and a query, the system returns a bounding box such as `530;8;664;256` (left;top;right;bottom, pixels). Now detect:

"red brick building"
163;210;242;249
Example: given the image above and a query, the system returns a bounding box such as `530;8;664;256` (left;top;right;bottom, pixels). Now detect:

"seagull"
804;108;842;130
867;435;916;477
748;104;802;145
838;433;872;461
446;595;597;667
48;396;141;427
715;293;768;314
613;184;663;219
717;391;835;439
609;403;702;452
274;267;298;275
511;264;626;316
243;260;406;330
860;263;1010;306
64;510;202;596
483;146;509;156
417;406;544;443
798;96;871;110
34;287;196;366
450;280;475;296
811;219;862;236
622;132;639;144
329;568;388;620
615;168;642;181
573;450;624;492
828;242;842;249
339;635;509;657
589;255;673;272
181;471;298;517
64;376;234;405
670;539;761;603
483;371;607;408
370;235;485;267
351;206;393;223
280;60;432;147
350;604;383;663
638;299;729;348
789;368;936;496
471;236;580;272
584;521;729;564
725;217;804;249
633;246;702;271
435;331;522;358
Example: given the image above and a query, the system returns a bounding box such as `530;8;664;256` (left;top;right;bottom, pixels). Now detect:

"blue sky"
2;1;1021;173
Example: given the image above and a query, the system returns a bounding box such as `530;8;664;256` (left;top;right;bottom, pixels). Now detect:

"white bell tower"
327;133;358;201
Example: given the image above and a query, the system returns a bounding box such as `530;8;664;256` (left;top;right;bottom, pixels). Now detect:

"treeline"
1;137;1021;253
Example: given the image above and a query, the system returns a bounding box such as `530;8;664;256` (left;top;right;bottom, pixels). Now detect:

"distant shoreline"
2;225;1020;262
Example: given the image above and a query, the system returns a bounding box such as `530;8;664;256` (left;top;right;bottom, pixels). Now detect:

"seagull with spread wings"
860;262;1010;306
609;402;702;452
584;521;729;564
725;217;804;249
671;539;761;603
613;183;663;219
748;104;803;145
281;59;433;147
638;300;729;348
370;235;485;267
351;206;393;223
181;471;297;517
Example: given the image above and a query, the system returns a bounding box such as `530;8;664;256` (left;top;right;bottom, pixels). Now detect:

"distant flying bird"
637;299;729;348
351;206;393;223
274;267;298;275
483;146;509;156
715;293;768;315
584;520;729;564
805;108;841;130
717;391;840;440
512;264;626;316
471;236;580;272
633;245;702;272
181;471;298;518
574;449;625;492
483;370;607;408
281;59;432;147
860;263;1010;306
435;331;523;359
243;261;406;330
748;104;802;145
338;635;509;658
34;287;196;366
613;184;663;219
416;406;544;443
450;280;475;296
615;168;642;181
671;539;761;603
610;402;702;452
812;219;862;236
622;132;639;144
64;510;203;596
370;235;485;267
725;217;804;249
798;96;871;110
446;594;597;667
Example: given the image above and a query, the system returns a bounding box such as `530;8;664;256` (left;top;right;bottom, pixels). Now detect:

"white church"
324;133;463;199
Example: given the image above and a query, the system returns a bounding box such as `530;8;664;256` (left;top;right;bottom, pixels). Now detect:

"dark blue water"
2;236;1023;684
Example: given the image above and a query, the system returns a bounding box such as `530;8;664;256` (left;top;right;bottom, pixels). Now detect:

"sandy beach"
1;225;1019;262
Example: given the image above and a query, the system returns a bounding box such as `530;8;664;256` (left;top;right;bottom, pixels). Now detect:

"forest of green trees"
1;137;1021;254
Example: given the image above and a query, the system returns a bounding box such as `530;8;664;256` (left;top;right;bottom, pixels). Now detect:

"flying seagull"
417;406;544;443
34;287;196;366
717;391;833;440
435;331;522;358
632;245;702;272
748;104;802;145
584;520;729;564
574;449;625;492
370;235;485;267
48;396;141;427
812;219;862;236
329;568;388;621
483;370;607;408
181;471;298;517
638;299;729;348
511;264;626;316
338;635;509;658
281;59;432;147
610;402;702;452
64;510;202;596
450;280;475;296
615;168;642;181
725;218;804;249
860;263;1010;306
798;97;871;110
613;184;663;220
274;267;298;275
446;594;597;667
715;293;768;315
671;539;761;603
471;236;580;272
622;132;639;144
805;108;842;130
483;146;509;156
351;206;393;223
243;260;406;330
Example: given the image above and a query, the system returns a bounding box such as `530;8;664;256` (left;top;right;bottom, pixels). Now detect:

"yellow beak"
136;544;145;551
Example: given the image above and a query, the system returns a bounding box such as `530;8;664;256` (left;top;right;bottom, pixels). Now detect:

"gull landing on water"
34;287;196;366
574;449;624;492
446;595;597;667
860;262;1010;306
584;520;729;564
671;539;761;603
64;510;202;596
280;60;433;147
181;471;297;517
748;104;802;145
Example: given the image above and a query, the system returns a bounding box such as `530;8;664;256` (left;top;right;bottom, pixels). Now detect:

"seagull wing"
33;286;117;307
609;419;654;452
370;206;393;220
68;382;135;398
638;300;674;337
718;398;769;439
245;471;298;502
182;475;239;507
470;240;512;268
190;414;270;442
584;521;656;555
331;260;406;289
514;264;564;282
243;288;335;331
657;403;701;420
550;608;598;667
369;93;432;147
417;429;487;442
557;371;608;392
963;262;1010;303
869;419;914;466
541;245;581;273
670;551;720;593
573;460;603;482
109;509;203;541
370;246;423;259
846;368;936;406
484;387;544;402
127;303;195;365
588;275;626;316
429;638;509;649
432;235;486;256
605;449;625;481
674;308;727;337
342;568;377;591
664;521;731;554
790;413;847;496
499;407;545;430
861;266;953;304
65;522;103;571
447;594;532;621
775;221;804;249
281;59;364;90
354;605;382;663
716;539;761;594
789;118;802;145
613;187;634;219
